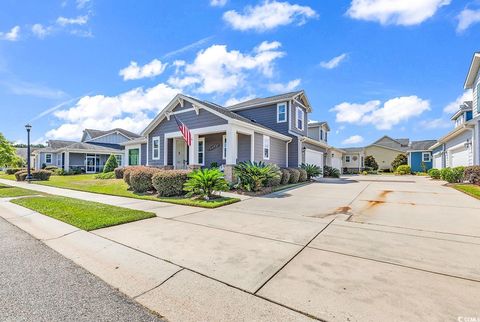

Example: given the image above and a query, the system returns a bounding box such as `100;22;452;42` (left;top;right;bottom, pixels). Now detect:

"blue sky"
0;0;479;147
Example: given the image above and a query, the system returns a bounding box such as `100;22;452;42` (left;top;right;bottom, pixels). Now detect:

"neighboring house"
138;91;333;180
342;147;365;173
33;128;141;173
406;140;437;172
431;52;480;168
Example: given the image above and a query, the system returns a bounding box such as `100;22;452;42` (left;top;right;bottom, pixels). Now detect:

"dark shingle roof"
59;142;122;152
409;140;437;151
84;128;141;140
226;91;303;109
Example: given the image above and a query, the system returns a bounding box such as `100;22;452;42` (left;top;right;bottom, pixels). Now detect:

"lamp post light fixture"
25;124;32;182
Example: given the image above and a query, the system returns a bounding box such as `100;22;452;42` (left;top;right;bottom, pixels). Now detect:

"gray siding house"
140;91;332;180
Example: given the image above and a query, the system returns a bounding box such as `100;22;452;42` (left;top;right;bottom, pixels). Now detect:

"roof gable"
226;90;312;112
464;52;480;89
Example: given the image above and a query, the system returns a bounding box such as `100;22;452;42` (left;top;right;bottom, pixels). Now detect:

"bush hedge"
280;168;290;185
428;168;441;179
129;167;162;193
287;168;300;184
14;170;27;181
44;165;58;171
395;165;411;175
5;168;25;175
464;166;480;185
152;170;190;196
265;170;282;187
15;169;52;181
298;168;308;182
103;154;118;173
323;165;340;178
114;167;125;179
123;166;144;187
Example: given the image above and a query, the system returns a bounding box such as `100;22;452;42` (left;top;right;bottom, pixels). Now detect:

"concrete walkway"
2;176;480;321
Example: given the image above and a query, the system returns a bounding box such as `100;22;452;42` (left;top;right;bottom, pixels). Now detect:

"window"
422;152;431;162
115;154;123;167
152;137;160;160
477;83;480;113
277;103;287;123
198;138;205;165
345;155;351;163
296;107;304;131
455;115;464;127
222;135;227;159
263;135;270;160
325;131;328;142
45;153;52;164
320;129;324;140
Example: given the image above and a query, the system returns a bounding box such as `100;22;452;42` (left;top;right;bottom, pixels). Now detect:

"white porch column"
225;126;237;165
64;152;70;172
189;134;199;166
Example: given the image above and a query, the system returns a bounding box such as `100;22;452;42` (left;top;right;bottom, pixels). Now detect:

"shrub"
130;167;162;193
464;166;480;185
362;171;368;175
209;162;219;168
123;166;144;187
301;163;322;180
54;168;67;176
114;167;125;179
428;168;441;179
287;168;300;184
391;154;408;171
265;169;282;187
280;168;290;185
323;165;340;178
298;168;308;182
44;165;58;171
5;168;25;175
364;155;379;171
152;170;191;197
234;161;280;192
440;168;451;181
183;168;228;199
95;172;115;179
448;166;465;183
103;154;119;173
395;165;411;175
32;170;52;181
15;170;28;181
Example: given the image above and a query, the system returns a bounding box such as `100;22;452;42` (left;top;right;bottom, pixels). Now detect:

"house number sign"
208;143;220;151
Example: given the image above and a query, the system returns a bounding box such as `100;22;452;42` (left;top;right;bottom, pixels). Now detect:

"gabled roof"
82;128;141;142
408;140;437;151
450;101;473;120
55;142;122;153
464;52;480;89
368;135;409;151
226;90;312;112
308;121;330;131
343;147;364;153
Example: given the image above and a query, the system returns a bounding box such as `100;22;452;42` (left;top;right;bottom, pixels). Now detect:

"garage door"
450;146;469;167
305;149;324;169
433;154;442;169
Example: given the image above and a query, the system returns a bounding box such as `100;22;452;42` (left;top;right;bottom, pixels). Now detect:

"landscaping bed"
232;181;310;196
11;195;155;231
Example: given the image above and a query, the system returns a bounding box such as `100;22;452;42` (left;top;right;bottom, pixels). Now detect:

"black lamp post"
25;124;32;182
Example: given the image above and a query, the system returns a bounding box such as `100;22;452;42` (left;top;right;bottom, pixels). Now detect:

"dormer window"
277;103;287;123
296;107;304;131
320;129;323;140
455;114;464;127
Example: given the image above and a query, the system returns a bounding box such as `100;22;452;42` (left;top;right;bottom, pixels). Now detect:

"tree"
391;154;408;171
364;155;378;170
0;132;16;168
103;154;119;173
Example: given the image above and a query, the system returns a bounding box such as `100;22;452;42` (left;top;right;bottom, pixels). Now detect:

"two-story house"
139;91;332;181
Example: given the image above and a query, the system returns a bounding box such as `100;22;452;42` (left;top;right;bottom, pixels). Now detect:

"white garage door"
450;146;469;167
433;154;442;169
305;149;324;168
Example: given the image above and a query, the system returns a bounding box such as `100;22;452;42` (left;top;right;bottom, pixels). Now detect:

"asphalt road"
0;217;163;322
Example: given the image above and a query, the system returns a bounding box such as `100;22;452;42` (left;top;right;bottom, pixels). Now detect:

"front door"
86;155;96;173
129;148;139;166
175;139;187;169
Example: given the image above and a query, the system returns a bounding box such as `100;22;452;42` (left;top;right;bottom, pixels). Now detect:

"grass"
0;183;39;197
0;171;16;180
33;174;239;208
453;184;480;200
272;181;309;193
11;195;155;231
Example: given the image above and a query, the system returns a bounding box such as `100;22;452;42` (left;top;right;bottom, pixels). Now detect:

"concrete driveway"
93;175;480;321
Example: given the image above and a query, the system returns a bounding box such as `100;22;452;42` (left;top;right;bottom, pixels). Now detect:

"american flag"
173;115;192;146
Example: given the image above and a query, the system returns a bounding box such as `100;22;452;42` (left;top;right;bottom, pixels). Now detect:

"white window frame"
222;135;227;160
345;155;351;163
115;154;123;167
152;136;160;160
198;137;205;166
263;135;270;160
296;106;304;131
45;153;52;164
422;152;431;162
277;103;287;123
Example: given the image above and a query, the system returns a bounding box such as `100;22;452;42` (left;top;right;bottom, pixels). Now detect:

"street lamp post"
25;124;32;182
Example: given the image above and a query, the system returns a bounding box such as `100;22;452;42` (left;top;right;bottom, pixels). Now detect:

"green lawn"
454;184;480;200
33;174;239;208
0;183;39;197
11;195;155;231
0;171;15;180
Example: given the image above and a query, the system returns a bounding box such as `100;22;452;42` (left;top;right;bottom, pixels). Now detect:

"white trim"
288;100;292;131
263;135;270;160
163;136;168;166
146;134;149;166
125;144;142;166
84;130;133;143
222;135;227;160
296;106;305;131
277;102;287;123
286;141;289;167
152;136;160;160
45;153;52;164
422;152;431;162
197;137;205;166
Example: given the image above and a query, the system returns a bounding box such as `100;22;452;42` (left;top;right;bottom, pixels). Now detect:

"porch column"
188;134;200;169
64;152;70;172
224;127;238;182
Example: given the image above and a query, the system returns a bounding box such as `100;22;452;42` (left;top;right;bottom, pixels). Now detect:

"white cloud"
210;0;227;7
119;59;168;81
347;0;450;26
320;53;348;69
0;26;20;41
267;78;301;93
0;79;66;99
46;83;179;140
457;8;480;32
56;15;89;26
163;36;213;58
76;0;91;9
31;24;51;39
443;89;472;113
225;95;256;106
171;41;285;94
342;135;364;145
419;118;451;129
330;96;430;130
223;0;317;32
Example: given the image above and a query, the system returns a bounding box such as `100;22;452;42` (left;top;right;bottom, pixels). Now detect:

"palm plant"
234;161;280;192
183;168;229;200
300;163;322;180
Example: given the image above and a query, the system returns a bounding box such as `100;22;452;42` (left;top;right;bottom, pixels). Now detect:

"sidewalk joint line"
133;268;185;299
